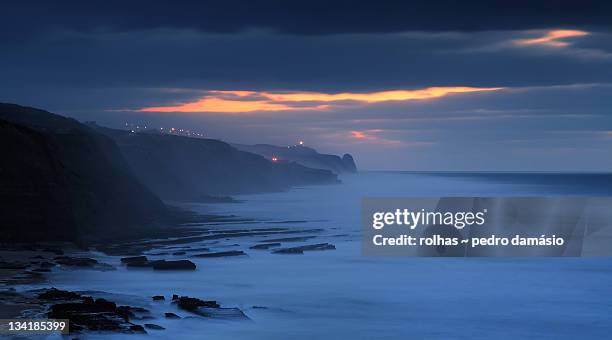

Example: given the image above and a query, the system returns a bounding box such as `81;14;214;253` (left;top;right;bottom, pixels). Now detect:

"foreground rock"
152;260;196;270
177;296;220;310
273;243;336;254
1;286;251;335
38;287;81;300
120;256;148;264
54;256;113;270
121;256;196;270
0;260;29;269
192;250;246;258
175;296;248;320
43;288;148;333
0;262;46;285
264;236;317;243
54;256;98;267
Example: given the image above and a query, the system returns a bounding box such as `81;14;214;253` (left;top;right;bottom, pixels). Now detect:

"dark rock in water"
39;287;151;333
43;248;64;255
144;323;165;330
250;243;281;250
152;260;196;270
165;312;181;319
176;301;250;319
126;259;163;268
116;305;150;319
54;256;98;267
120;256;148;264
0;261;29;270
38;288;82;300
24;270;45;278
126;306;150;314
48;297;130;332
40;261;55;268
33;268;51;272
152;295;165;301
172;251;186;255
192;251;246;258
272;248;303;255
172;294;179;301
252;305;268;309
54;256;114;270
1;269;46;285
177;296;220;311
123;257;173;269
273;243;336;255
264;236;317;243
140;228;323;248
129;325;146;333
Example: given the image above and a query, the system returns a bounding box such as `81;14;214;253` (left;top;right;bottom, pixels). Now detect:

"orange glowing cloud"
138;87;503;113
351;129;384;140
260;87;502;103
141;96;296;113
350;129;404;145
514;29;589;48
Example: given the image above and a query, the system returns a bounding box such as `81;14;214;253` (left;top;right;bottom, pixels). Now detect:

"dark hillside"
96;127;339;200
0;104;168;244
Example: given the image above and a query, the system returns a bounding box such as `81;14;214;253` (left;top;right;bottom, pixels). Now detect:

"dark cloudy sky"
2;1;612;170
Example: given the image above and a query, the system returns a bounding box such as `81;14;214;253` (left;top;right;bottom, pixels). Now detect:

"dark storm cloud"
3;0;612;43
2;29;612;97
1;1;611;171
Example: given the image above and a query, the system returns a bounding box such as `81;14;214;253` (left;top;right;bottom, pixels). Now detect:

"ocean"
37;172;612;339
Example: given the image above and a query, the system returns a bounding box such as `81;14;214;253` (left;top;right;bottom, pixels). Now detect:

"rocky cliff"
95;127;339;200
0;104;169;244
232;143;357;174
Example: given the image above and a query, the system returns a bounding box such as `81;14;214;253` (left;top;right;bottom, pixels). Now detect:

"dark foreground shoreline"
0;208;337;336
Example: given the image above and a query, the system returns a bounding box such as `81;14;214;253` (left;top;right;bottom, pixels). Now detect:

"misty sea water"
40;172;612;339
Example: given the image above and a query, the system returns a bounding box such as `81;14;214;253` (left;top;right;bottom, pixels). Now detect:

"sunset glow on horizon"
514;29;589;48
138;87;504;113
349;129;405;145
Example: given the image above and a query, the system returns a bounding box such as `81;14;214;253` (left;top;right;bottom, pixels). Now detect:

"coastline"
3;172;612;338
0;203;338;336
